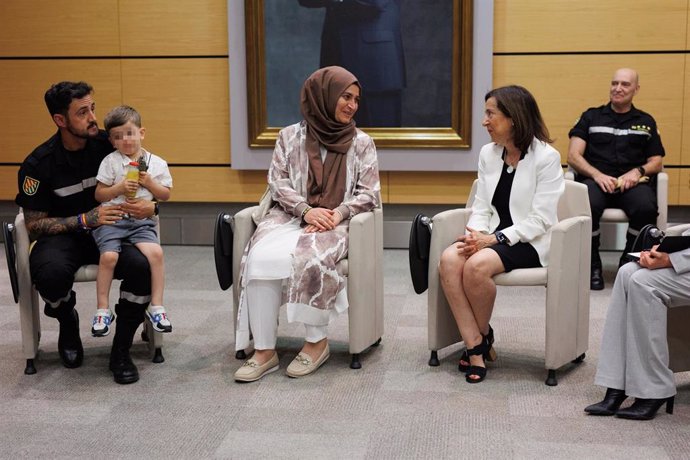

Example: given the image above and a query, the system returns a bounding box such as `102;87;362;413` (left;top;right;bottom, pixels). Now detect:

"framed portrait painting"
244;0;473;149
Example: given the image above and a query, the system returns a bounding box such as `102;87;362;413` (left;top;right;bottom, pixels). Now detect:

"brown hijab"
299;66;360;210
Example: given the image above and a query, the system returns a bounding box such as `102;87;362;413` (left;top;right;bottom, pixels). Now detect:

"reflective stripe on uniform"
53;177;98;197
589;126;651;138
120;290;151;305
41;291;73;308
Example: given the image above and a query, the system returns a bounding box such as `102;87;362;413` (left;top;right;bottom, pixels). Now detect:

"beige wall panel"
494;0;687;53
0;1;119;57
0;60;122;163
120;59;229;165
0;167;18;201
118;0;228;56
493;55;684;165
682;55;690;164
387;172;476;204
665;168;681;205
685;1;690;50
170;168;265;202
170;168;391;204
678;169;690;205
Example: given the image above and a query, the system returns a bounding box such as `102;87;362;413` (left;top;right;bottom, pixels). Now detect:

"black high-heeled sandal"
584;388;627;416
459;325;495;372
616;396;674;420
465;335;492;384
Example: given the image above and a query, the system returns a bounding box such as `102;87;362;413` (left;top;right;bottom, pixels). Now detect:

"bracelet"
77;213;90;230
301;206;312;220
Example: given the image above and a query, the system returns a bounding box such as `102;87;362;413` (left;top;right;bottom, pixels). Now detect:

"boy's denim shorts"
92;218;158;253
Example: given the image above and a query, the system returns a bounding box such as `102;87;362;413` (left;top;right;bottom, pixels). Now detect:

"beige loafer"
286;343;330;378
234;352;279;382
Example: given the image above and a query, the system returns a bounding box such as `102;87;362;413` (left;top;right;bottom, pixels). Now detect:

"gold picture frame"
245;0;473;149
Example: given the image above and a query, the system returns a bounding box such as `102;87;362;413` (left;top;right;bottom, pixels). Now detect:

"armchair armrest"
347;208;384;353
427;208;472;351
666;223;690;237
544;214;592;368
231;206;259;308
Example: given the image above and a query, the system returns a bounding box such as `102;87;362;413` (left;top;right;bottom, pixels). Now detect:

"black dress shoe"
584;388;627;415
616;397;674;420
57;310;84;369
590;267;604;291
109;349;139;384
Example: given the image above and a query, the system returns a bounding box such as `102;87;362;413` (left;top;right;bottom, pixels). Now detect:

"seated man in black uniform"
15;81;156;384
567;68;665;290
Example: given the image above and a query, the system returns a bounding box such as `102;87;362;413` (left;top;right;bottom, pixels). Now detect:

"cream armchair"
5;210;164;375
665;223;690;373
564;170;668;231
230;206;384;369
427;180;592;385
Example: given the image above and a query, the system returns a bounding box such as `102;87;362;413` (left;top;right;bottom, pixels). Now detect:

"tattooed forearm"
84;208;100;227
24;209;80;241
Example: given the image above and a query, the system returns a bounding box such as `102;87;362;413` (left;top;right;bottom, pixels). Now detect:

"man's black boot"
109;345;139;384
590;266;604;290
618;231;638;268
109;315;140;384
45;293;83;368
57;310;84;368
590;236;604;290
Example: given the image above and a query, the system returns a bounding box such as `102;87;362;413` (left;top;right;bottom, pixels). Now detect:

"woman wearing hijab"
234;66;381;382
438;85;564;383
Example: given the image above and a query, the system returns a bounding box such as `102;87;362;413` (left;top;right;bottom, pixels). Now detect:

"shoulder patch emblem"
22;176;40;196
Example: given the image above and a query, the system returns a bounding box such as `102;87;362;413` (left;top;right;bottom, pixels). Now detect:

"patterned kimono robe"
235;121;380;350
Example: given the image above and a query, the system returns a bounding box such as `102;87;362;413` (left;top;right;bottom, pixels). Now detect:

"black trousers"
579;178;658;234
30;232;150;323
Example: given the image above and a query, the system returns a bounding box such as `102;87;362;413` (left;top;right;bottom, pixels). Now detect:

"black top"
16;130;113;217
568;102;665;177
491;149;526;232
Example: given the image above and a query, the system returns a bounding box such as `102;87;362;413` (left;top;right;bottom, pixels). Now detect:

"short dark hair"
104;105;142;133
44;81;93;116
484;85;553;153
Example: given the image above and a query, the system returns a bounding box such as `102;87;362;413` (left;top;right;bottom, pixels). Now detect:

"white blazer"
467;139;565;266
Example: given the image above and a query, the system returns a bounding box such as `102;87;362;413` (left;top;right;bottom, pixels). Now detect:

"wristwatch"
637;166;646;176
495;231;510;245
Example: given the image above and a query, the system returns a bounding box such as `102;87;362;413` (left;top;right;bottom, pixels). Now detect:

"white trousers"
246;279;328;350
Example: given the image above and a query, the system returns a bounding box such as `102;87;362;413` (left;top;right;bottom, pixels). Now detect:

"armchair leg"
152;347;165;363
545;369;557;386
350;353;361;369
235;350;247;360
572;353;585;364
428;350;440;367
24;358;37;375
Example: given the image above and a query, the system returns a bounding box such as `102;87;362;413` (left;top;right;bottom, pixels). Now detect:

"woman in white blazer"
439;85;564;383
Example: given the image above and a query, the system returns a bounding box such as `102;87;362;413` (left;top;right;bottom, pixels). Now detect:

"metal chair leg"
545;369;557;386
24;358;37;375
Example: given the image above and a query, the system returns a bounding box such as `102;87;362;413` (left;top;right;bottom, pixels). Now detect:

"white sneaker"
91;308;115;337
146;306;172;333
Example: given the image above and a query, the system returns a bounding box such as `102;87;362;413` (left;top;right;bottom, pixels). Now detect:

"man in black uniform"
568;68;665;290
15;81;156;384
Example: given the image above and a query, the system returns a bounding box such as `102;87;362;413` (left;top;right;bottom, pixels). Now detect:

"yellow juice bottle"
125;161;140;198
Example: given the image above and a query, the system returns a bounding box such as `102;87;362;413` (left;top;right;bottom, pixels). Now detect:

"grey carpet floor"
1;247;689;459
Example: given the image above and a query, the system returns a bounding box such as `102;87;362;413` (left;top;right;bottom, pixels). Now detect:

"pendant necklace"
503;148;516;174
